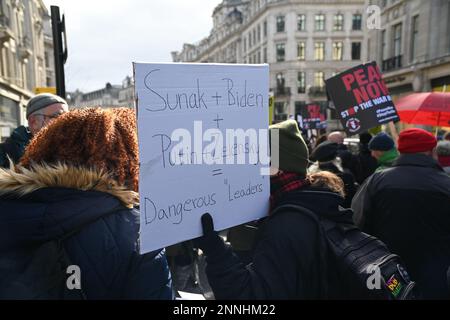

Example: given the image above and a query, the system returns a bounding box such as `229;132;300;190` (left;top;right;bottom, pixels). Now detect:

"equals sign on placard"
212;169;223;176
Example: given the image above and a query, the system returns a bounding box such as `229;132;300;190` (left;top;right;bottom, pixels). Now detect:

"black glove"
194;213;226;257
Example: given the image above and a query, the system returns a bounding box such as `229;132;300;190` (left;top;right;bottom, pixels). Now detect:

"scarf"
270;171;309;211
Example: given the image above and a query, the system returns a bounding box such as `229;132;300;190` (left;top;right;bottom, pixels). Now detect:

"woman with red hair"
0;107;173;299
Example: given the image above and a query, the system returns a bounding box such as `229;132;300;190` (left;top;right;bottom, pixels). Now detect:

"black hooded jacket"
201;187;350;299
352;154;450;299
0;126;32;168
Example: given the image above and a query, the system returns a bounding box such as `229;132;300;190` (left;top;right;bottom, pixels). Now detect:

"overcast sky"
44;0;221;92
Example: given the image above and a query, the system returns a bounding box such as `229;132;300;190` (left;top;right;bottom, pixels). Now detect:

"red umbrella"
395;92;450;127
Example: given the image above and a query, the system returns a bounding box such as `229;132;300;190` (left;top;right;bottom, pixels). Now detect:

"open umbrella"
395;92;450;127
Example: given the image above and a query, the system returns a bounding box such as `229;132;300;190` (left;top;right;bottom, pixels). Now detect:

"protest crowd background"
0;88;449;300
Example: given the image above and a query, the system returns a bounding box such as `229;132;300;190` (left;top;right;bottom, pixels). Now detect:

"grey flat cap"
26;93;68;118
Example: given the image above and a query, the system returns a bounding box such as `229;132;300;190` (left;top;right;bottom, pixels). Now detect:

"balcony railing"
273;86;291;97
308;86;326;96
382;55;403;72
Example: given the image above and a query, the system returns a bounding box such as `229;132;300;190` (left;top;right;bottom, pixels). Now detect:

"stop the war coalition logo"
325;61;400;135
346;118;361;133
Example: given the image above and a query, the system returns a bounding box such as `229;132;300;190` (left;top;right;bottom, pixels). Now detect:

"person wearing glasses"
0;93;68;168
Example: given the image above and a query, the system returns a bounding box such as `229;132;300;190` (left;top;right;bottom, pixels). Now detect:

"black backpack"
272;204;418;300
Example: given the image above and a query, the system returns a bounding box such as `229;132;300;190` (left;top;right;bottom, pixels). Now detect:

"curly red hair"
20;107;139;191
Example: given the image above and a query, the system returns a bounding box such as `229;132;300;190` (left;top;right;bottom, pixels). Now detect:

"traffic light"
50;6;68;99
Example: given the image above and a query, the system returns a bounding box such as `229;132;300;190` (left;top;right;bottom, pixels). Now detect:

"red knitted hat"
398;128;437;154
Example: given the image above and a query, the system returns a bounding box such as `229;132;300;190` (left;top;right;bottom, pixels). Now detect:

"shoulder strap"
270;203;330;298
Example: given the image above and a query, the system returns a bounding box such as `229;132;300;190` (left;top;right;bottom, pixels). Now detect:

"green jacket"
375;148;399;172
0;126;32;168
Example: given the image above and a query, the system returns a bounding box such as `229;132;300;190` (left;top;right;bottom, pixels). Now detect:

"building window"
263;47;267;63
315;14;325;31
297;14;306;31
249;32;252;47
411;15;419;60
314;42;325;61
297;42;305;60
393;23;402;57
297;72;306;93
352;42;361;60
276;72;285;90
253;29;257;45
314;71;325;88
332;42;343;60
352;14;362;30
381;29;387;60
44;52;50;67
276;43;285;62
274;102;287;120
257;51;261;63
263;20;267;37
276;15;285;32
244;38;247;52
257;24;261;42
334;14;344;31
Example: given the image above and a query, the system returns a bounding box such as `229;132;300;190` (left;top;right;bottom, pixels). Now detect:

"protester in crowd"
327;131;358;178
368;132;399;172
354;132;377;184
327;131;345;145
309;140;358;208
195;120;351;299
0;107;173;299
0;93;68;168
352;128;450;299
437;140;450;175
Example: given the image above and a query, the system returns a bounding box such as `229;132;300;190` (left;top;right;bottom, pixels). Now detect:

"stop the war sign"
325;61;400;135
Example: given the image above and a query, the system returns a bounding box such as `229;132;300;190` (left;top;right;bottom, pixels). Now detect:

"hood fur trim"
0;162;139;208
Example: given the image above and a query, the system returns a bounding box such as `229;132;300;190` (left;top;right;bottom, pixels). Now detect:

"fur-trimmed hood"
0;162;138;208
0;163;139;250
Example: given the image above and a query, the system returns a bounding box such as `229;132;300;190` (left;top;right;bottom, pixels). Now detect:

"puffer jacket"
0;163;173;299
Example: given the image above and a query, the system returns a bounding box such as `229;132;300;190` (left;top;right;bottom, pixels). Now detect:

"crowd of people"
0;93;449;299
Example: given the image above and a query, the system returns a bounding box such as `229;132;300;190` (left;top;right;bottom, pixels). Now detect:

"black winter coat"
352;154;450;299
201;187;347;299
0;126;31;168
0;164;173;299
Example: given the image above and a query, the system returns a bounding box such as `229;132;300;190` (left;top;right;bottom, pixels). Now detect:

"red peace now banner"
325;61;400;135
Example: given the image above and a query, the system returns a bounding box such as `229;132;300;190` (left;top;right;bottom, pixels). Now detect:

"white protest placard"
133;62;270;254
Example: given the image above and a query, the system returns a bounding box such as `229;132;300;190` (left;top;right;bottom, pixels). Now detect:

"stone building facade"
172;0;367;129
0;0;54;141
366;0;450;99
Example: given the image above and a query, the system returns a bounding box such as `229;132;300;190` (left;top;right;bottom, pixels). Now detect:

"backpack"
272;204;418;300
0;206;123;300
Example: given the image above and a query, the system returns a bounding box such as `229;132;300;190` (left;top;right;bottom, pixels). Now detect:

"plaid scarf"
270;171;309;212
